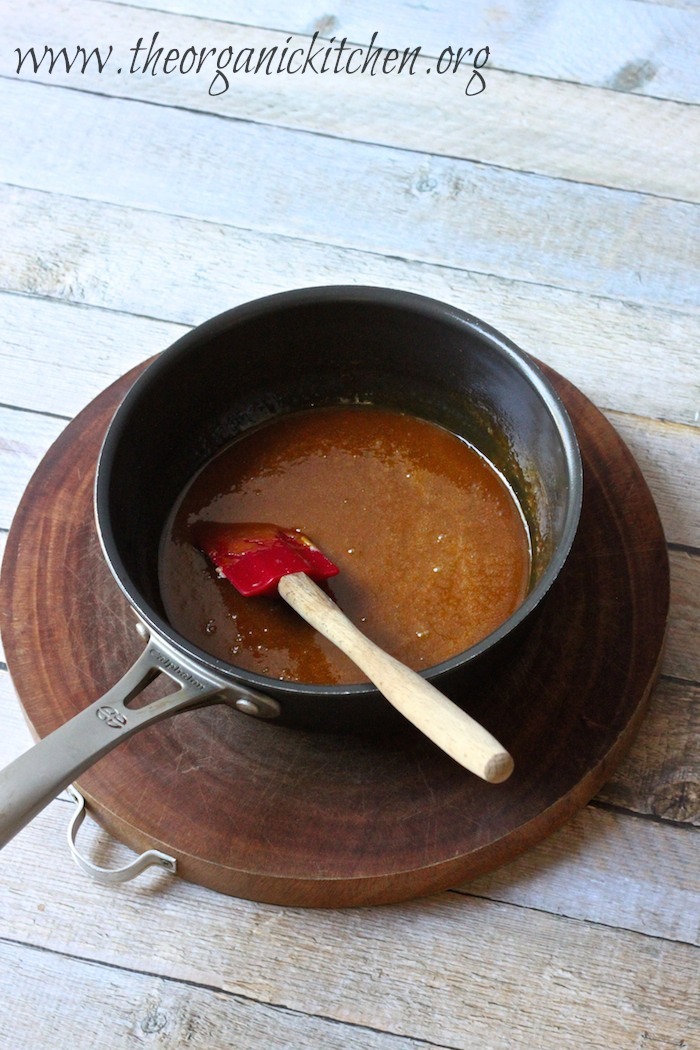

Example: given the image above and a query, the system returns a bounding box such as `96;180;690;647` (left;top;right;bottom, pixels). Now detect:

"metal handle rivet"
235;698;262;717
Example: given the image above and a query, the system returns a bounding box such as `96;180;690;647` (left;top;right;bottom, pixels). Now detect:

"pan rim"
95;284;583;701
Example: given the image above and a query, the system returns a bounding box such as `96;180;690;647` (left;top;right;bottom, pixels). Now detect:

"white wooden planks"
0;803;697;1050
0;187;698;427
3;0;699;199
0;78;697;312
88;0;700;102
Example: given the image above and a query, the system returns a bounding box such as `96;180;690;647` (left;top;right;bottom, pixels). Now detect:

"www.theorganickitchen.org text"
14;31;491;97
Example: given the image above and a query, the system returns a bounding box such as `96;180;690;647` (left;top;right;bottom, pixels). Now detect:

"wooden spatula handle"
278;573;514;783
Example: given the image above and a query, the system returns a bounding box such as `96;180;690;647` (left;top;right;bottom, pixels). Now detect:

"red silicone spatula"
194;522;514;783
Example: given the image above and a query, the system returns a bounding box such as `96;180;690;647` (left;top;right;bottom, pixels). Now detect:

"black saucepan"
0;287;582;847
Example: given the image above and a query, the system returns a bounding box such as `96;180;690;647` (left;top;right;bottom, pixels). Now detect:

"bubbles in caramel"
159;405;531;685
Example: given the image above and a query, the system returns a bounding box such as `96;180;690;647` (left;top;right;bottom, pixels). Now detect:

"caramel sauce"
159;406;531;685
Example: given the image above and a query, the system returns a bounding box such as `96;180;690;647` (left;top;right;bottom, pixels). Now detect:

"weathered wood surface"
0;187;698;427
0;796;698;1050
0;0;698;1046
0;79;697;311
4;0;700;196
10;0;697;102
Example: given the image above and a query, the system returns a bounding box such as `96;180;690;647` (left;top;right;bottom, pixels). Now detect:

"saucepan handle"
0;633;277;850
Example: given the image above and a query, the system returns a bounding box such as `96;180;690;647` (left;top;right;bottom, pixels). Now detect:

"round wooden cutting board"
0;362;669;908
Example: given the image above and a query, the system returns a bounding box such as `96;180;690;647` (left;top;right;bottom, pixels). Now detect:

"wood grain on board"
0;360;669;906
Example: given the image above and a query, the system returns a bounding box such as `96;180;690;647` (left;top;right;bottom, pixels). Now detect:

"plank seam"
93;0;700;106
0;401;71;423
0;936;460;1049
591;797;700;833
449;880;699;949
1;186;699;319
1;74;698;206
